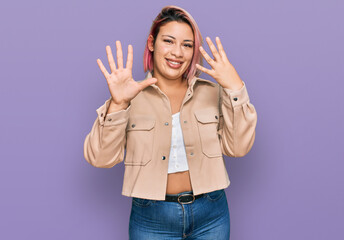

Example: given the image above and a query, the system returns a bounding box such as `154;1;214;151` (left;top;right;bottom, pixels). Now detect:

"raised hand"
97;41;157;109
196;37;244;91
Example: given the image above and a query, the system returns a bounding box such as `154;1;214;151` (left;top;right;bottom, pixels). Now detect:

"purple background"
1;0;343;239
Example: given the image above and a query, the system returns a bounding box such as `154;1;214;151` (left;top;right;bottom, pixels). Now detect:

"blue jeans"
129;189;230;239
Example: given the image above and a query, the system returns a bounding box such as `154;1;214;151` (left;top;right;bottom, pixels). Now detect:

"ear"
147;35;154;52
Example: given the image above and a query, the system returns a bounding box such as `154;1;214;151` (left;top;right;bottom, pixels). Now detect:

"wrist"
222;80;244;91
107;100;130;114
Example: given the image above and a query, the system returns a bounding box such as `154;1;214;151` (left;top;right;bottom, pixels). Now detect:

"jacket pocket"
124;116;156;166
194;108;222;158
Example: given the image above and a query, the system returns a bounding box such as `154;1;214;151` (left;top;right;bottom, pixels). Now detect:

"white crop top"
167;112;190;174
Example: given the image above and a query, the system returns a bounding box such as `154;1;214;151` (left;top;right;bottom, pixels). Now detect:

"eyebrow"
162;35;194;43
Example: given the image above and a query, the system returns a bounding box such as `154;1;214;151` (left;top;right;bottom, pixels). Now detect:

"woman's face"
150;21;194;81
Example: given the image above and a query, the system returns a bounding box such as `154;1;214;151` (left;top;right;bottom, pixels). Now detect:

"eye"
163;39;173;44
184;44;193;48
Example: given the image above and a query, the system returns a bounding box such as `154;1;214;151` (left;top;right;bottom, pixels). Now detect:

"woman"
84;5;257;240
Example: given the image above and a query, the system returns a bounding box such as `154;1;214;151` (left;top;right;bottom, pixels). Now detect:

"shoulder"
192;77;221;103
193;77;218;88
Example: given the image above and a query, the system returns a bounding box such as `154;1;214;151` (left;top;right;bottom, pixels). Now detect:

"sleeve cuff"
96;97;131;126
222;81;250;108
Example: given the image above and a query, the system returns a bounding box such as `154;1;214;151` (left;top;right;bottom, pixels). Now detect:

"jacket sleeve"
83;97;130;168
217;82;257;157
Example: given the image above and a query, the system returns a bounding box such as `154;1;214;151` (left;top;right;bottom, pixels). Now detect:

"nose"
171;44;183;58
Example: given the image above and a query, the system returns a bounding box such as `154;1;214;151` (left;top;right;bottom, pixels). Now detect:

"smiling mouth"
166;58;183;68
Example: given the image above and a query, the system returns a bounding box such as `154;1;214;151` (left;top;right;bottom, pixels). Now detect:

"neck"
153;72;188;94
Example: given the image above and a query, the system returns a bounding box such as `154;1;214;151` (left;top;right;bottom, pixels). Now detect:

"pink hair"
143;5;203;84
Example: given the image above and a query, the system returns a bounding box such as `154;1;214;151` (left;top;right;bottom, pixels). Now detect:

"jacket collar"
144;71;216;91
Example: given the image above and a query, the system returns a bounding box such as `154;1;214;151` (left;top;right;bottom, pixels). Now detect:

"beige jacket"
83;72;257;200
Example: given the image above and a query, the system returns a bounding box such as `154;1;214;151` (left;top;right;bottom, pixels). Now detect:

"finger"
138;78;157;90
106;45;117;72
206;37;221;62
196;63;213;76
126;44;133;70
199;46;216;68
96;59;110;79
116;40;124;69
215;37;228;60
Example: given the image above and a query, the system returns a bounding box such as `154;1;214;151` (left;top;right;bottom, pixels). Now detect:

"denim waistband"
165;190;194;197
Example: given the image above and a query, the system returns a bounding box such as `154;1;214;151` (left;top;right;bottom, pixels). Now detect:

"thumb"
139;78;158;90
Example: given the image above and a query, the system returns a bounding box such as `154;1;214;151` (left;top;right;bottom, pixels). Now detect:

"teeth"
167;59;181;65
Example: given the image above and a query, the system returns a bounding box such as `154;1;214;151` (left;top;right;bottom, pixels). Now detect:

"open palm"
97;41;157;106
196;37;244;90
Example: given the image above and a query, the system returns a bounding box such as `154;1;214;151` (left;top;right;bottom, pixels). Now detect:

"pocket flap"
127;116;155;131
194;108;219;124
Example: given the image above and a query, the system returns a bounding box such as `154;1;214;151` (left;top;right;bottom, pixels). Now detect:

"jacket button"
215;115;218;119
108;118;112;121
233;97;238;101
101;113;104;117
190;152;194;156
165;122;169;126
184;120;187;124
162;156;166;160
131;124;136;128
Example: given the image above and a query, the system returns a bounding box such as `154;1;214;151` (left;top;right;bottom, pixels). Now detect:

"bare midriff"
166;171;193;194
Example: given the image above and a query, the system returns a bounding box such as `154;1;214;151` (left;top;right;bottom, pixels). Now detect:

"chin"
164;69;184;79
163;65;189;80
